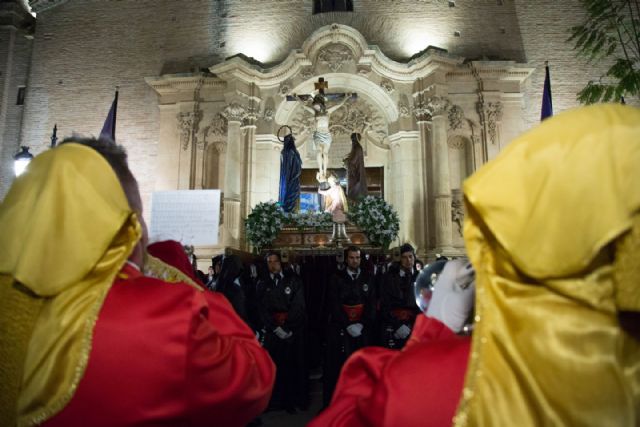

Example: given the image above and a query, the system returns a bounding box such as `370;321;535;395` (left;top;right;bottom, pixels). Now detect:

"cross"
286;76;357;104
314;77;329;95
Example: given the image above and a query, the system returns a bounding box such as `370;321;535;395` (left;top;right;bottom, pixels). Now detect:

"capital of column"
413;95;451;122
222;102;247;123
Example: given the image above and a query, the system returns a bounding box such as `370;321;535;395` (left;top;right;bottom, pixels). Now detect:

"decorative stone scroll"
448;105;465;131
279;80;293;97
204;113;228;153
380;79;395;94
451;189;464;237
177;111;201;151
486;102;503;144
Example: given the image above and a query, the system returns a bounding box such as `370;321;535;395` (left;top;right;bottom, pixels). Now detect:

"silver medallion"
284;286;292;295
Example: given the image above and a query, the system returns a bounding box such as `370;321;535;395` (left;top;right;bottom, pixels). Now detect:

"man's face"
214;263;222;275
208;266;214;276
267;255;282;274
400;251;415;270
346;250;361;270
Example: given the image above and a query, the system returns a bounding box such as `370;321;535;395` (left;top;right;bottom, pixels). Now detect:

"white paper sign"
150;190;221;246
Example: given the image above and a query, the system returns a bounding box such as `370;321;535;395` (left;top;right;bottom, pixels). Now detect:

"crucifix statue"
287;77;356;183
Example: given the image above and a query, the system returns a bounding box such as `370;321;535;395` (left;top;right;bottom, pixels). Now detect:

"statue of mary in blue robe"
278;134;302;213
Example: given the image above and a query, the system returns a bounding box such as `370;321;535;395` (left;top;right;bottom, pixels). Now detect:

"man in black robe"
278;133;302;213
379;243;420;349
257;251;308;413
323;245;375;407
343;132;367;202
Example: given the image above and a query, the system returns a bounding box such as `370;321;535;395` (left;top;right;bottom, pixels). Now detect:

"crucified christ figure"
287;77;356;183
303;94;349;182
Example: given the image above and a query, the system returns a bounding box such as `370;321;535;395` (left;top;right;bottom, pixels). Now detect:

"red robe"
45;265;275;427
309;315;470;427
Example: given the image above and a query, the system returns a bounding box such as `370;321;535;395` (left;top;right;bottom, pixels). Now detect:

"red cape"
46;267;274;427
309;315;470;427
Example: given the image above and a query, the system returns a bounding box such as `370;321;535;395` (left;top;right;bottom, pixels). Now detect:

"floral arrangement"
245;201;286;250
286;211;333;230
348;195;400;249
245;202;334;250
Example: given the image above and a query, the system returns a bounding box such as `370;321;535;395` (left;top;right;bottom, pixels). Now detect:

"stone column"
221;102;246;248
413;104;434;253
427;96;454;252
387;131;424;251
155;104;180;190
240;122;256;251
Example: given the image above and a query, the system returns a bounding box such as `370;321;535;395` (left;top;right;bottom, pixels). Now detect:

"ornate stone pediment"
317;44;354;72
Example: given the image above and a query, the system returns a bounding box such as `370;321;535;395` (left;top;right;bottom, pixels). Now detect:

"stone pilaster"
427;96;454;252
220;102;246;248
413;103;433;255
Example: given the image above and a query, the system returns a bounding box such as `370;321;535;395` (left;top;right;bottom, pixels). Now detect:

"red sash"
272;312;288;326
342;304;364;322
391;308;415;322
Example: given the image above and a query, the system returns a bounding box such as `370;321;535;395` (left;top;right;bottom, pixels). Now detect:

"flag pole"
540;61;553;121
111;87;119;141
50;123;58;148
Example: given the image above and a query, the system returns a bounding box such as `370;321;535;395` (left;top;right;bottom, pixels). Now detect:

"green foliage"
245;201;286;251
285;211;333;230
348;196;400;249
245;202;333;250
568;0;640;103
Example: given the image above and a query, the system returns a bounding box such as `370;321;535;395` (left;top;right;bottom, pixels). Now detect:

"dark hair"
345;245;360;256
400;243;415;255
212;255;223;267
265;251;281;262
60;136;134;187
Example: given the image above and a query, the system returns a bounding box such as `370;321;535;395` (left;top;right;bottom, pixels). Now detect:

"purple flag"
540;63;553;121
100;90;118;141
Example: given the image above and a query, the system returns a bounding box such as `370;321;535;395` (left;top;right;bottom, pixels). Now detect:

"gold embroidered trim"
143;253;203;291
23;278;114;427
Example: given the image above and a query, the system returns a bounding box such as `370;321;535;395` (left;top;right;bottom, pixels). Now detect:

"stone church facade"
0;0;624;259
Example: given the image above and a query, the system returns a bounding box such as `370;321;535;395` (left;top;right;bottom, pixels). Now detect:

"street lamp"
14;146;34;177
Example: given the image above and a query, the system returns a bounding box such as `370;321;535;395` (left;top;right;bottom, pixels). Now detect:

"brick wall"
3;0;632;202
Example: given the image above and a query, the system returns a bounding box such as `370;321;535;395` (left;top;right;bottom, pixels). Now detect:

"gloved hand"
346;323;363;337
393;324;411;340
426;258;476;333
273;326;292;339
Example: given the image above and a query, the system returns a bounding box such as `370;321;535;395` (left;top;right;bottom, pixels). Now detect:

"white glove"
393;324;411;340
426;259;476;333
274;326;292;339
346;323;363;337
